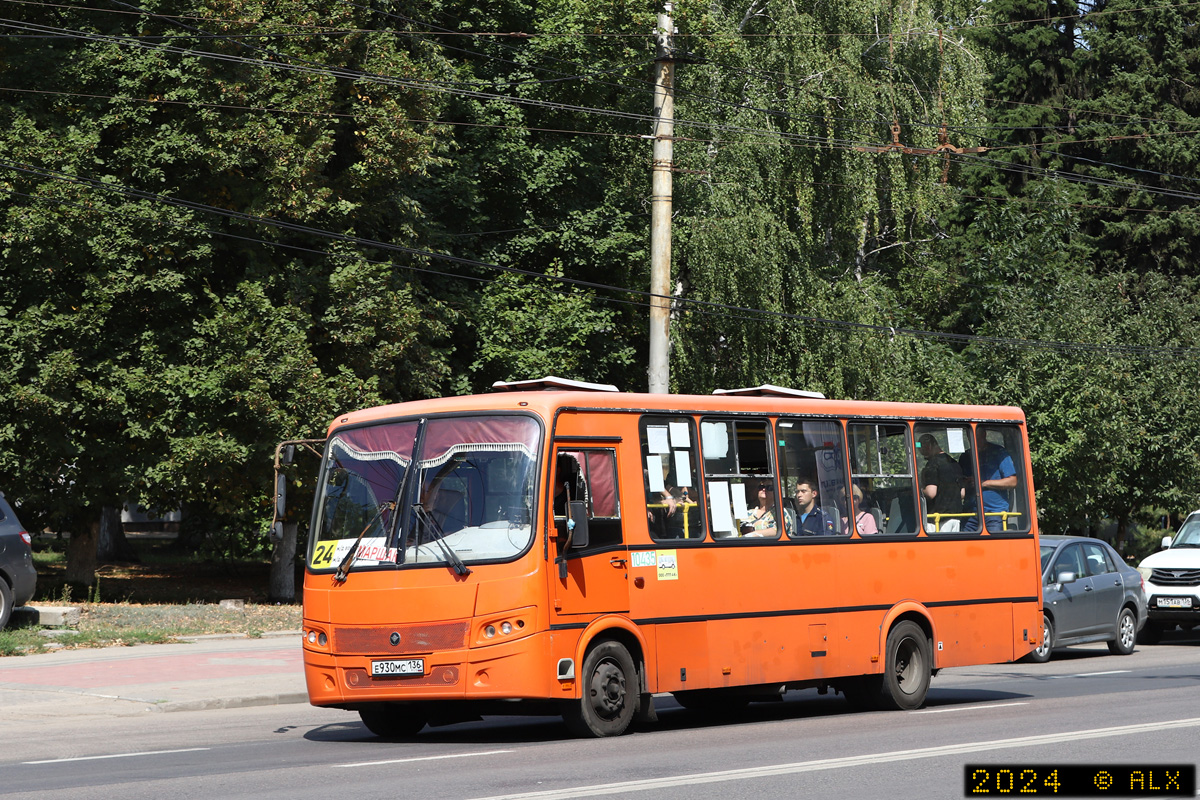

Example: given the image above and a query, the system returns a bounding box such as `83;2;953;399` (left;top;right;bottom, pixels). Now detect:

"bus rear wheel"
875;621;932;710
358;703;427;738
563;641;638;737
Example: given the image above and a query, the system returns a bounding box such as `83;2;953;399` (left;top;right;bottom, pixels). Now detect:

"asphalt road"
7;632;1200;800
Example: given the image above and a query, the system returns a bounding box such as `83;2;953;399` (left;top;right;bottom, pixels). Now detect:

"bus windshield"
310;415;541;571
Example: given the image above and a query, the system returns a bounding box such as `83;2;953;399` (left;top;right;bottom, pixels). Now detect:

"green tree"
0;0;458;588
667;0;988;397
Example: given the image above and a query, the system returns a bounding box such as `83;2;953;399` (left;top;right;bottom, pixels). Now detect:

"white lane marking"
1048;670;1131;679
24;748;209;765
469;717;1200;800
914;702;1029;714
336;749;513;768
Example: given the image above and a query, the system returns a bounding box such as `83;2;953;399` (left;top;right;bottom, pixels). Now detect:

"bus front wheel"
875;621;932;710
358;703;427;738
563;640;638;737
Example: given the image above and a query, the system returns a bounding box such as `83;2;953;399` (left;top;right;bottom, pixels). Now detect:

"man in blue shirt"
787;478;836;536
961;427;1018;532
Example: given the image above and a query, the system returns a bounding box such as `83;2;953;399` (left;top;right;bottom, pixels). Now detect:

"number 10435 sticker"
631;551;656;568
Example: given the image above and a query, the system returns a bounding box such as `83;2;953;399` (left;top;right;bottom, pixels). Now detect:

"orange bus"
301;378;1042;737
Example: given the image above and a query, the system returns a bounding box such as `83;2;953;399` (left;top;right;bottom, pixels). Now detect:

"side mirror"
1162;535;1173;550
1055;570;1077;587
275;472;287;519
568;500;589;550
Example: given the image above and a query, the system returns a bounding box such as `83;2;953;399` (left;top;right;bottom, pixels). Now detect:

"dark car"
1028;535;1147;662
0;491;38;629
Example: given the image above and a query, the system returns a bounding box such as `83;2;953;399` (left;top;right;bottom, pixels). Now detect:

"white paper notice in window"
731;482;749;519
674;450;693;487
646;455;665;493
646;425;670;455
709;481;734;533
668;421;690;449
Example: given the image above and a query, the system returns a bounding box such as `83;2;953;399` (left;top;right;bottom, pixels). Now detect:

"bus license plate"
371;658;425;677
1158;597;1193;609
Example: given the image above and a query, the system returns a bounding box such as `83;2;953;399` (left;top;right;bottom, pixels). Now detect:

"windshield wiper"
411;503;472;576
334;502;393;582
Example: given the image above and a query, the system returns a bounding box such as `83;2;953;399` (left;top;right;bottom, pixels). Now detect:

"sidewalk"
0;633;308;718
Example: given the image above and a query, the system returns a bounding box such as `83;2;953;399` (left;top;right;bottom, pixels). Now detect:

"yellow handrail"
926;511;1021;531
647;501;699;538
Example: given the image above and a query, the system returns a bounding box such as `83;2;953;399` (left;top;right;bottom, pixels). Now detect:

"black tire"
672;689;751;716
1137;621;1167;645
875;621;932;710
563;640;638;737
1026;614;1053;663
0;579;12;631
358;703;427;738
1107;607;1137;655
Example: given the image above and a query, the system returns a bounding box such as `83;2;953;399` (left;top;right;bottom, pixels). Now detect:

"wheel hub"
590;660;626;716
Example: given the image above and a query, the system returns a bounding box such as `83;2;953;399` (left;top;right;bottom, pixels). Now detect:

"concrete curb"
155;691;311;713
11;605;80;627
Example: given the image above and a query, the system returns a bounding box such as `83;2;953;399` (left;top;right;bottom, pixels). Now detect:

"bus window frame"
640;414;707;543
775;416;852;540
846;420;921;538
553;447;624;555
698;416;780;542
962;422;1031;535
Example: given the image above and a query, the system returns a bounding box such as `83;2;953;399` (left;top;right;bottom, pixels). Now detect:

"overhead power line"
3;157;1198;361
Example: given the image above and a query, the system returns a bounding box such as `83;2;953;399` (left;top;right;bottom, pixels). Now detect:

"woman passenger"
742;482;778;537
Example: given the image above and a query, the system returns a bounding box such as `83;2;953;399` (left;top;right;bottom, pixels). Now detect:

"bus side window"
700;418;778;540
776;418;849;538
914;424;972;534
555;448;622;551
962;424;1029;533
641;416;706;541
848;423;918;536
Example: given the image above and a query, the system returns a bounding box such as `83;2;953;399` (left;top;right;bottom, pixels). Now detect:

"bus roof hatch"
491;376;621;393
712;384;826;399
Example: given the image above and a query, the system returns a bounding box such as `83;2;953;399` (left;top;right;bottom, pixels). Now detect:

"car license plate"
1158;597;1193;609
371;658;424;677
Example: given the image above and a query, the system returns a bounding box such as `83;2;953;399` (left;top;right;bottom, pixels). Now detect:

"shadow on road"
302;682;1032;745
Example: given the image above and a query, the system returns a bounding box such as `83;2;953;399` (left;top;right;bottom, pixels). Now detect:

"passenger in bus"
786;478;836;537
553;454;581;517
741;483;778;537
645;466;684;538
960;427;1018;532
918;434;965;532
844;483;879;535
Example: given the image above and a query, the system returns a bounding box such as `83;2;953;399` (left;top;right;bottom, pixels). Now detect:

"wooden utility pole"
648;2;675;394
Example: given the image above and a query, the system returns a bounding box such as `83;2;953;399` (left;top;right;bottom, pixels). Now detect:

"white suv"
1136;511;1200;643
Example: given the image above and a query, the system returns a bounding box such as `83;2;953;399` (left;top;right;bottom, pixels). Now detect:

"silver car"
1028;535;1147;662
0;491;38;630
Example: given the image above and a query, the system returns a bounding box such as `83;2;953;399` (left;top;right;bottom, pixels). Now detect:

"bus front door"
550;444;629;616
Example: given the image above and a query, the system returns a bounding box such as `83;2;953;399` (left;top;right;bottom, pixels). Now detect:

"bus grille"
1151;568;1200;587
332;621;470;655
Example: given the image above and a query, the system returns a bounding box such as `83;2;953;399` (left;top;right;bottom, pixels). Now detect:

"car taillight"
19;531;31;546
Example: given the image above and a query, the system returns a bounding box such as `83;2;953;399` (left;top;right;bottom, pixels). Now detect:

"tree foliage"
3;0;1200;582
